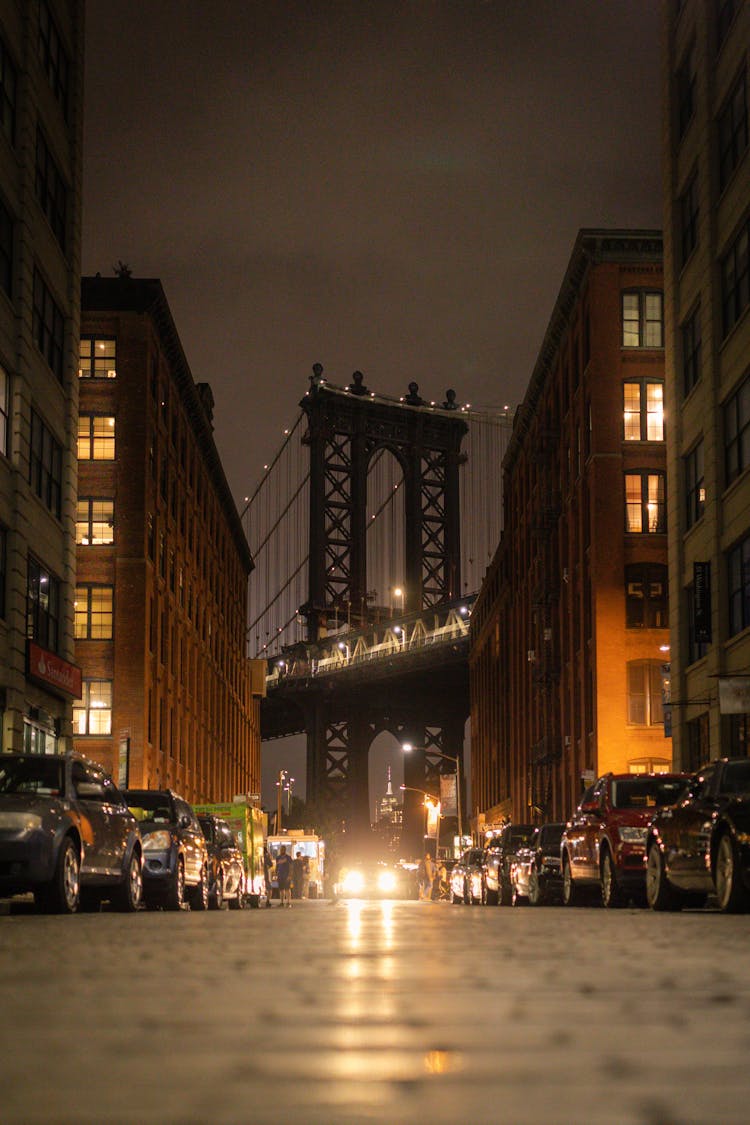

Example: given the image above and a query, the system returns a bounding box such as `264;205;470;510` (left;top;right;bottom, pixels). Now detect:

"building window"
623;380;664;441
77;415;115;460
32;269;64;381
0;35;16;145
717;0;737;50
682;304;701;397
0;524;6;619
0;195;11;298
147;513;155;560
686;585;709;664
622;291;663;348
677;42;696;139
627;660;664;727
625;564;668;628
76;498;114;545
0;363;8;456
35;128;66;250
73;681;112;737
728;530;750;637
74;585;113;640
625;472;666;533
721;220;749;338
26;557;60;652
724;372;750;486
38;0;69;119
686;712;709;772
79;337;116;378
679;171;699;266
719;69;748;191
726;712;749;758
685;440;705;528
29;410;62;518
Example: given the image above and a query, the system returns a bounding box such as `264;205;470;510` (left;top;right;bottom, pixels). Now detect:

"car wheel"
210;869;224;910
562;855;578;907
165;858;186;911
480;879;488;906
715;833;750;914
601;850;625;909
486;886;499;906
36;836;80;914
451;888;461;904
113;850;143;913
645;844;681;911
189;864;209;911
528;871;545;907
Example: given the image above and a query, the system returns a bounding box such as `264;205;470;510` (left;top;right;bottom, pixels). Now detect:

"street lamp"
402;744;463;845
276;769;287;831
400;785;440;857
393;586;405;614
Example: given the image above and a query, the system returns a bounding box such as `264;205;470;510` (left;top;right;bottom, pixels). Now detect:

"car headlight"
142;830;172;851
619;827;647;845
0;812;43;832
341;870;365;894
378;870;397;892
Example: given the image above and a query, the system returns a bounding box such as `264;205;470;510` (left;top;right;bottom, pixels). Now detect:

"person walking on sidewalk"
419;852;435;901
275;845;293;907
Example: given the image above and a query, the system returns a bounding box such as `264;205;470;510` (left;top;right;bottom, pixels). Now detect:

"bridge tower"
299;368;469;842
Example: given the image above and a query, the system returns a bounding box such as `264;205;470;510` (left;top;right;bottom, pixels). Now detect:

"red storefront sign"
27;641;82;700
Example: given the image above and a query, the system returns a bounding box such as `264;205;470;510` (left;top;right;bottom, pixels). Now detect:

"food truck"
266;831;325;899
193;798;268;906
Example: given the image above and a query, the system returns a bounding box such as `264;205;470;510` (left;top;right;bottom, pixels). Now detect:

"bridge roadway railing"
264;596;475;688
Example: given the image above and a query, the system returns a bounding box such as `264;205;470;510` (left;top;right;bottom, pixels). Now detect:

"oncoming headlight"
142;830;172;852
378;870;397;893
341;870;365;895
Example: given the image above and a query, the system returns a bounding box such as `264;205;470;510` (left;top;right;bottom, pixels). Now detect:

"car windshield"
125;792;173;822
540;825;564;849
509;827;535;846
198;817;214;841
720;761;750;796
0;757;64;796
610;776;686;810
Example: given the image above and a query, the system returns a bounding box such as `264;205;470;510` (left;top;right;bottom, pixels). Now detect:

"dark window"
686;585;709;664
32;269;64;380
26;557;60;652
717;0;737;49
0;195;11;298
625;564;669;628
726;712;750;758
685;440;705;528
623;379;664;440
686;713;709;772
0;524;6;618
35;128;66;250
0;363;8;456
625;472;667;533
682;304;701;396
679;171;699;266
29;410;62;518
38;0;69;118
719;69;748;191
622;290;663;348
725;373;750;486
677;42;696;139
728;530;750;636
79;337;116;378
0;35;16;145
721;220;749;337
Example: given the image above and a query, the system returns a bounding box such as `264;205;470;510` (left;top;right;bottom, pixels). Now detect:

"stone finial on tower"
348;370;369;395
405;381;424;406
310;362;324;391
443;389;458;409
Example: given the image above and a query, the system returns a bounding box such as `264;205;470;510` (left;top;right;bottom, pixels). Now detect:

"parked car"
484;824;536;904
0;752;142;914
510;823;565;906
450;847;485;904
124;788;209;911
561;772;689;907
197;814;246;910
646;757;750;913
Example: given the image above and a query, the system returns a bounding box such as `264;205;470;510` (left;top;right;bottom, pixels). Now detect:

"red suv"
561;772;688;907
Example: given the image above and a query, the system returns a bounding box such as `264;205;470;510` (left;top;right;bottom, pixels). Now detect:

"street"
1;899;749;1125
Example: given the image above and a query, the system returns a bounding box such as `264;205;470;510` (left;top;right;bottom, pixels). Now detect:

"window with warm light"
73;680;112;736
74;585;113;640
79;337;116;378
622;291;663;348
625;472;666;533
76;498;114;545
78;414;115;460
627;660;665;727
623;379;664;441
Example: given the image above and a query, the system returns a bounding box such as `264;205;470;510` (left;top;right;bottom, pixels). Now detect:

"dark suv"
124;789;208;911
0;752;142;914
483;823;536;905
561;772;689;907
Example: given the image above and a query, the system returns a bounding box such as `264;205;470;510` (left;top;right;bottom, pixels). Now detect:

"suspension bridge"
241;365;512;844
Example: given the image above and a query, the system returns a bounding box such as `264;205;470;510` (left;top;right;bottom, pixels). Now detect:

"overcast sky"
82;1;663;806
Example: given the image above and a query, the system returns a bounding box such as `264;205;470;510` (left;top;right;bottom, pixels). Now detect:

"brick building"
0;1;84;755
74;275;262;803
662;0;750;768
470;230;671;829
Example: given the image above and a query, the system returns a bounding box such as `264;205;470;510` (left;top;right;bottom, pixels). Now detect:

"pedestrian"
292;851;305;900
262;846;273;907
275;844;293;907
420;852;434;901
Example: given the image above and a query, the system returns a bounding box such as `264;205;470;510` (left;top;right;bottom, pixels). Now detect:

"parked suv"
124;789;208;911
198;814;246;910
561;772;689;907
483;823;536;905
510;822;565;906
0;752;142;914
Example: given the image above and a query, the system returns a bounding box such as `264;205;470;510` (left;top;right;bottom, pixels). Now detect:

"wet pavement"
1;897;750;1124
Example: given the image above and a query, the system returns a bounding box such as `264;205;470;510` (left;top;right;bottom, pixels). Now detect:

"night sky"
82;1;663;809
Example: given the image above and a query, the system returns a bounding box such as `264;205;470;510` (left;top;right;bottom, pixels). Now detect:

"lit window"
78;415;115;460
74;585;113;640
76;498;114;545
627;661;665;727
622;291;663;348
79;337;116;378
623;380;664;441
73;681;112;736
625;472;666;533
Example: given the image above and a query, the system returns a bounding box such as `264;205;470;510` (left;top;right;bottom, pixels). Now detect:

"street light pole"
276;768;287;832
402;744;463;848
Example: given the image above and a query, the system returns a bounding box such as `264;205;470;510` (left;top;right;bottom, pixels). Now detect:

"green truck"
193;798;268;907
